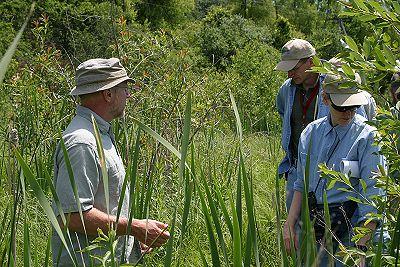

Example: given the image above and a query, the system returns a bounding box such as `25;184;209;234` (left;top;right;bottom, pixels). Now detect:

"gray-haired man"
52;58;169;266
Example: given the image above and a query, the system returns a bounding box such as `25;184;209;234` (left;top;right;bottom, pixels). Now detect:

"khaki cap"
323;73;368;106
274;39;316;71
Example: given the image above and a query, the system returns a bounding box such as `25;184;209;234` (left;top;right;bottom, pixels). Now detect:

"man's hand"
133;219;170;248
140;242;153;254
283;220;298;254
357;255;366;267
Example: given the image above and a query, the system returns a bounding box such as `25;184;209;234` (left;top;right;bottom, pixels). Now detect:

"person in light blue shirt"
275;40;376;211
283;73;386;266
52;58;170;266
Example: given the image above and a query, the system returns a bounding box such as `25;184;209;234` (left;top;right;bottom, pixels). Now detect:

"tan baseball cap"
274;39;316;72
323;73;368;106
70;58;133;96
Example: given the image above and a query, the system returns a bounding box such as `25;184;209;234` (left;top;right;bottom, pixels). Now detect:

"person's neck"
81;103;113;122
301;73;319;91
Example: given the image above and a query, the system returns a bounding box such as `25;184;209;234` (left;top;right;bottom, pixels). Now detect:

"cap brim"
274;59;300;72
70;76;134;96
330;92;368;107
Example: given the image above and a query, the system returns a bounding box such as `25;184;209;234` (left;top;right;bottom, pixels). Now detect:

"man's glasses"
289;58;309;72
331;102;360;112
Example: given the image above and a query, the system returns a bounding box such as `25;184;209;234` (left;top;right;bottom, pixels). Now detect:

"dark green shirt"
290;86;318;159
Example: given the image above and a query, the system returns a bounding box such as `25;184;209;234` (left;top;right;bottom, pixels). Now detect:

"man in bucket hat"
52;58;170;266
284;73;386;266
275;39;376;211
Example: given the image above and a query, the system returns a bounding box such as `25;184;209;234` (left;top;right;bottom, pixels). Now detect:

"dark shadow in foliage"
197;6;262;70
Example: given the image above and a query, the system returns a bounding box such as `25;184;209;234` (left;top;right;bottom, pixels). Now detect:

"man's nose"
125;88;131;97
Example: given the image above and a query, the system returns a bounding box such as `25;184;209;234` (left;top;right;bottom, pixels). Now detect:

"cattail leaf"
200;168;229;265
230;197;242;267
91;115;111;217
0;2;35;85
197;182;221;267
323;192;334;266
23;216;32;267
229;90;243;145
44;232;51;267
240;149;259;266
58;131;87;230
14;148;76;265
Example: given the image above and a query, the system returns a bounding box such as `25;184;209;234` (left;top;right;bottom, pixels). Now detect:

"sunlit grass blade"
43;164;78;265
23;215;31;267
372;224;384;267
179;90;191;178
0;203;10;246
127;129;141;232
240;149;259;266
214;180;233;238
197;242;209;267
198;180;221;267
58;131;86;231
133;119;181;160
180;170;193;243
274;171;290;266
323;192;333;267
13;148;75;265
199;168;229;266
91;116;117;266
229;90;242;145
91;116;111;217
230;196;242;267
165;89;192;266
300;132;317;266
235;162;242;237
389;207;400;263
44;231;51;267
163;209;177;267
0;1;35;85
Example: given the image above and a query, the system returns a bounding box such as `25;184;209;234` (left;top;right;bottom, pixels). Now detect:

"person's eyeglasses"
289;58;309;72
331;102;360;112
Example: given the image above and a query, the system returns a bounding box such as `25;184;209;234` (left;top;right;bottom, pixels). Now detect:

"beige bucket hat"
70;58;133;96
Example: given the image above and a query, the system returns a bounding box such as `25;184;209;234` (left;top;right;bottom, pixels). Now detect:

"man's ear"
102;89;113;102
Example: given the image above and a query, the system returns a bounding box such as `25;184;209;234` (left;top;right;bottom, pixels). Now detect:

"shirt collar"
323;115;354;140
76;105;111;135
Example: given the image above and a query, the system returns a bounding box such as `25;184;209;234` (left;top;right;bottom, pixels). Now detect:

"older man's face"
288;58;312;86
110;81;130;118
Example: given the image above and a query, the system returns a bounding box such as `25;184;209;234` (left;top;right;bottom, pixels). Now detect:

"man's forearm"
59;208;131;236
287;191;303;224
59;208;170;248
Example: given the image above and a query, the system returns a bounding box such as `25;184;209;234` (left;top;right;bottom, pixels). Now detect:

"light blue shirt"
276;75;376;176
293;114;385;225
52;106;140;266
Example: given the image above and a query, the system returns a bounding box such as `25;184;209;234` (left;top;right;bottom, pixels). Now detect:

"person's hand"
133;219;170;248
140;242;153;254
357;255;366;267
283;220;298;254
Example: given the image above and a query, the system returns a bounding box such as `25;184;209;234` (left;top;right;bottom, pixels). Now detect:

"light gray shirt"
52;106;139;266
